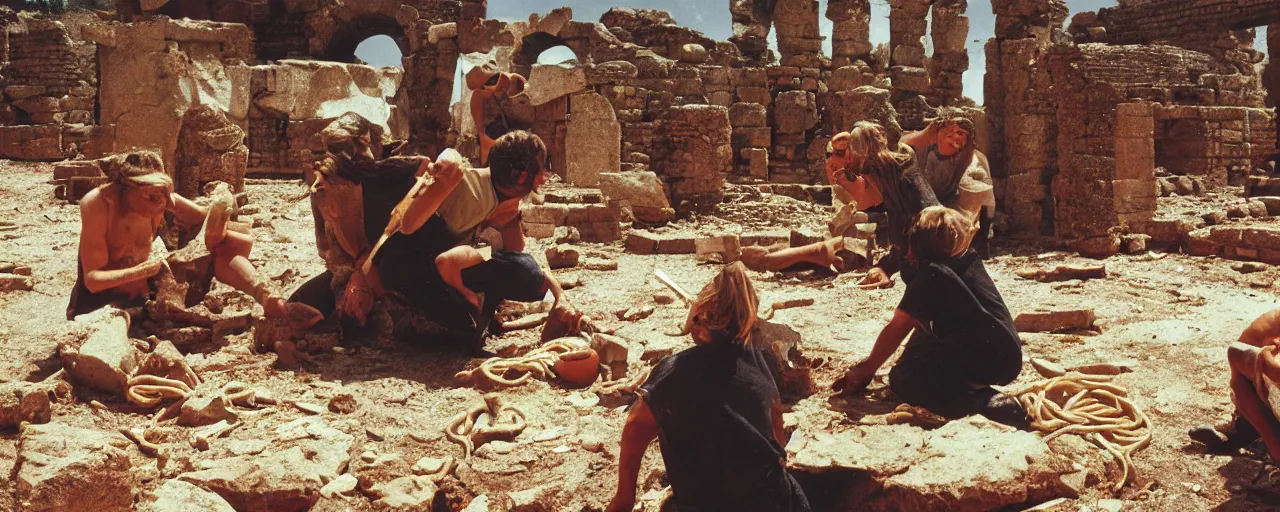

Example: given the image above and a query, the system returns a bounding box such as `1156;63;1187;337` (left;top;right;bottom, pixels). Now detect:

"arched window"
354;35;404;68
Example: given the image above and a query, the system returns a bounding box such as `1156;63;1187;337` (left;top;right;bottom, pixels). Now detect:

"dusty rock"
140;479;235;512
526;62;586;106
1031;358;1066;378
0;381;53;429
1256;196;1280;216
412;457;447;475
695;235;742;263
328;393;358;414
583;258;618;271
60;310;138;393
599;171;674;223
653;292;676;305
1233;262;1269;273
1203;211;1227;225
15;423;134;512
619;305;655;322
179;384;238;427
545;245;581;269
319;473;358;499
875;418;1073;511
0;273;33;291
1015;309;1097;333
180;417;354;511
371;475;439;509
1016;263;1107;283
565;92;621;187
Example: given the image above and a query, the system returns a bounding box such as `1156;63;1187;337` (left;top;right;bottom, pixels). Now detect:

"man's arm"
435;246;485;311
401;156;464;235
79;192;162;293
608;398;660;512
899;125;935;156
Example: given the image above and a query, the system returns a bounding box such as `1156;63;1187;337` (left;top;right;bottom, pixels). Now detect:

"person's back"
903;250;1021;379
609;263;810;512
641;335;803;511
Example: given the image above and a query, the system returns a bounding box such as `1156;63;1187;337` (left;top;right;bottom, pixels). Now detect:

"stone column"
773;0;822;68
730;0;773;65
889;0;931;95
929;0;968;106
827;0;872;68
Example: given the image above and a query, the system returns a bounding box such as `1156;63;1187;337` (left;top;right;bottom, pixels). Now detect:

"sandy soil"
2;159;1279;511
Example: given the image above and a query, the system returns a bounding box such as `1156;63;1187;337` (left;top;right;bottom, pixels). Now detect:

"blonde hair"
907;206;979;264
680;262;760;345
99;150;171;190
845;121;913;189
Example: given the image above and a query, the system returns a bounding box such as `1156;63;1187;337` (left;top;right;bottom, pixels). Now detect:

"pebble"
320;473;358;498
365;426;385;441
328;393;358;414
293;401;325;415
412;457;446;475
533;428;568;442
552;445;571;453
583;258;618;271
1030;358;1066;378
580;436;604;453
653;292;676;305
360;450;377;463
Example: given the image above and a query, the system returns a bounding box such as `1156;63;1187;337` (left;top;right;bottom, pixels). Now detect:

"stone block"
625;232;659;254
1112;179;1157;214
60;311;137;394
773;90;817;134
577;221;621;243
656;236;696;254
16;423;134;512
729;102;767;127
695;235;742;263
0;382;52;429
523;204;569;225
0;125;63;160
1014;309;1096;333
523;222;556;239
736;86;772;106
545;245;580;269
1245;227;1280;251
139;479;235;512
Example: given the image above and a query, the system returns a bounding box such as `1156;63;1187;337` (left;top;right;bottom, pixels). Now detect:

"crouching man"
71;150;320;326
1189;309;1280;460
371;130;561;352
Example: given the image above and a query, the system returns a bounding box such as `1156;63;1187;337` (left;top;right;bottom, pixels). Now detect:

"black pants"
889;330;1021;419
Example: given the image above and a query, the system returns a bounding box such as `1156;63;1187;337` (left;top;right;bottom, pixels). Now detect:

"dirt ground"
2;159;1280;511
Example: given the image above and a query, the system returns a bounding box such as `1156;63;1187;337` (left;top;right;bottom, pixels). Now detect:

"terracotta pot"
555;349;599;388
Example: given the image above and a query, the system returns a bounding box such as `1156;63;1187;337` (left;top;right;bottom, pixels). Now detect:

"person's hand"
605;493;636;512
825;132;851;184
832;361;876;394
338;277;375;325
432;150;464;187
858;267;894;289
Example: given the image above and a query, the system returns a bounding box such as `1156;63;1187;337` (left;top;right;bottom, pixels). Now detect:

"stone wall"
652;105;732;212
84;19;254;178
1153;105;1277;187
1096;0;1280;48
0;14;96;160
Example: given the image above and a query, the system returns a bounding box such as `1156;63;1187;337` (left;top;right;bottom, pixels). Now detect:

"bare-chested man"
70;150;320;326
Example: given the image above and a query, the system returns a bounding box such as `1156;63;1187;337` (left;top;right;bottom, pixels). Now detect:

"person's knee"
1229;342;1262;376
495;251;547;302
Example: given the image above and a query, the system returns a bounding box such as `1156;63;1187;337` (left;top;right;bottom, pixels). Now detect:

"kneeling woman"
607;262;811;512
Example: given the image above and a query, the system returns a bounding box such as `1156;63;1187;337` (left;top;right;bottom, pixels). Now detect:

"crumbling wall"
653;105;732;212
1096;0;1280;50
1154;106;1276;187
83;18;254;177
0;13;96;160
246;60;406;174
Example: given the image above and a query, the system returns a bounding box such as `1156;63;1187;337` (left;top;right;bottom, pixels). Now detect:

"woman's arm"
835;309;919;393
608;398;660;512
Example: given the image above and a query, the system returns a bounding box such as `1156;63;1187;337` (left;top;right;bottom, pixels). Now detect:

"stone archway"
318;14;409;65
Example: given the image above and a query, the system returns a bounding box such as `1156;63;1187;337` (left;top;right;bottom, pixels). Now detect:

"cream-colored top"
436;167;499;238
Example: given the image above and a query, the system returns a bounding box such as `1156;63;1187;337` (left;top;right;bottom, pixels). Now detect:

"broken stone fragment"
583;258;618;271
620;306;655;322
526;62;586;106
653;292;676;305
370;475;439;509
1014;309;1097;333
0;274;33;291
695;235;742;263
1031;358;1066;379
140;479;235;512
319;473;359;499
179;384;238;427
545;244;581;269
328;393;358;414
1016;263;1107;283
60;309;138;394
16;423;135;512
0;381;53;429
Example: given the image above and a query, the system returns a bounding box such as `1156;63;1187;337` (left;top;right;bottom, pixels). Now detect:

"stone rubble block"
1014;308;1097;333
16;423;135;512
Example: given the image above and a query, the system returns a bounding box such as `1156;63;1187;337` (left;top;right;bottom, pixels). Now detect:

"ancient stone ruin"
1;0;1280;510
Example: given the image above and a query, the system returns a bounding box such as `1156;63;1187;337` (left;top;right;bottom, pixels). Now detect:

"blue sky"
355;0;1269;104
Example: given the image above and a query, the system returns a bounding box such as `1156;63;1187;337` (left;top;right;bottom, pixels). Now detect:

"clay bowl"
555;349;599;389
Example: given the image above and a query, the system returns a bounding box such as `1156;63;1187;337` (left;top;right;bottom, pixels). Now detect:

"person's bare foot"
820;237;846;265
